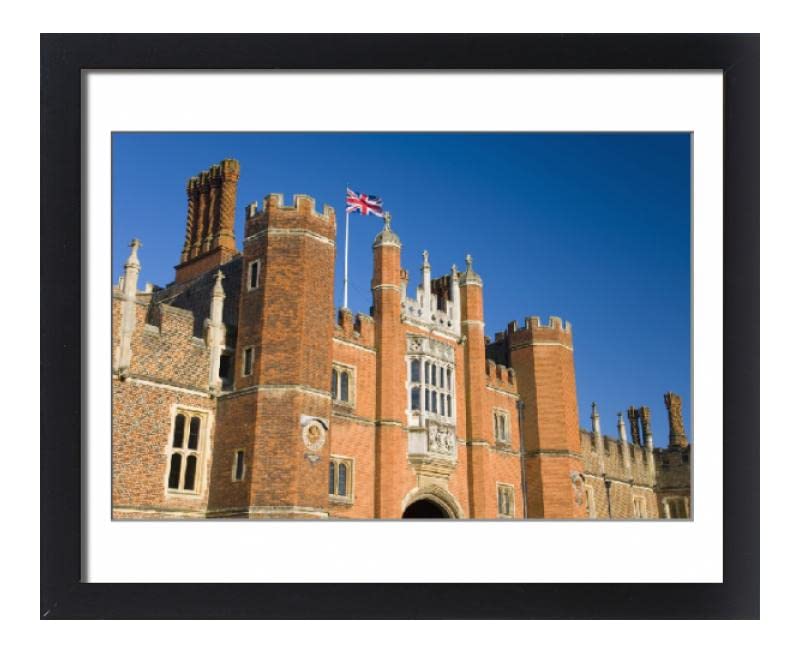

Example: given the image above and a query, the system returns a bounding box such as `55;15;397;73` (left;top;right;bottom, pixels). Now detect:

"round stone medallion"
302;420;326;452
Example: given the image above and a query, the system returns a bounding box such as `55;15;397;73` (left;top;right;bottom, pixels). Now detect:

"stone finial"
373;211;401;247
209;269;226;326
617;412;629;442
116;238;143;374
126;239;142;268
422;250;430;267
590;402;601;436
212;270;226;297
121;238;142;297
460;253;482;286
664;392;688;448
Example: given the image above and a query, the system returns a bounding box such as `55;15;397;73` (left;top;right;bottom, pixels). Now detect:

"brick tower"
371;214;407;517
459;255;493;517
507;317;585;518
175;159;241;285
211;193;337;518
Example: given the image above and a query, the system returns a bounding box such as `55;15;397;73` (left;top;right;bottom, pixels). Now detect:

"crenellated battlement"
246;193;336;223
243;192;336;242
580;429;654;485
505;315;573;348
485;358;517;390
334;307;375;348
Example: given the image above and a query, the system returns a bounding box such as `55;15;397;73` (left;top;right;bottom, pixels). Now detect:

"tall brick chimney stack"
664;392;689;448
215;159;239;253
627;406;642;446
640;405;656;483
640;406;654;450
175;159;240;285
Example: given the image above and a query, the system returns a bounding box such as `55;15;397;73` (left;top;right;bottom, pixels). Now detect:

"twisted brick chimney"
664;392;689;448
175;159;240;284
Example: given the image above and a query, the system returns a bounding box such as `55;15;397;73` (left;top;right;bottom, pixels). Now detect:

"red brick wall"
327;328;377;518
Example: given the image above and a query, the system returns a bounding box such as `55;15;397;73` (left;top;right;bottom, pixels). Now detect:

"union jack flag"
346;188;384;217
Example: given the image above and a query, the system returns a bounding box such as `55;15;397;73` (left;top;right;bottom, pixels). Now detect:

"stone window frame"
496;482;515;518
328;455;355;504
246;258;261;291
493;408;511;444
632;495;647;519
664;496;689;519
331;362;356;408
242;345;255;377
406;354;456;425
165;405;211;497
585;484;597;518
231;448;246;482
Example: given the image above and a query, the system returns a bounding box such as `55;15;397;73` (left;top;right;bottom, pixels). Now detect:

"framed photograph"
41;34;759;618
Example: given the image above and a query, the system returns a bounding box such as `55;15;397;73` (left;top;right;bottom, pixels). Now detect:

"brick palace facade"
112;159;691;520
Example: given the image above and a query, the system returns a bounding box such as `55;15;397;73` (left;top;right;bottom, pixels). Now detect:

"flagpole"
343;189;350;310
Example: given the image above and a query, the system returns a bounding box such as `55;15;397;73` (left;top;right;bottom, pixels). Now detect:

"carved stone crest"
427;423;455;456
300;415;328;453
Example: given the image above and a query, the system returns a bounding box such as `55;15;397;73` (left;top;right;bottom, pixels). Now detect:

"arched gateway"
402;499;450;519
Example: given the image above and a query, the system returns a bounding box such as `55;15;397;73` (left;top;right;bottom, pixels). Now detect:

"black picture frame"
41;33;759;619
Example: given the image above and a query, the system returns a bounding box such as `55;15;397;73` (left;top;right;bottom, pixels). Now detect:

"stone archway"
400;486;463;519
402;498;449;519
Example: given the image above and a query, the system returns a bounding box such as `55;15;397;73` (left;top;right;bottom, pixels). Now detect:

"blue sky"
112;132;691;447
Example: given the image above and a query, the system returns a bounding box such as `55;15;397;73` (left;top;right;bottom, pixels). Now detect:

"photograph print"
111;132;691;521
